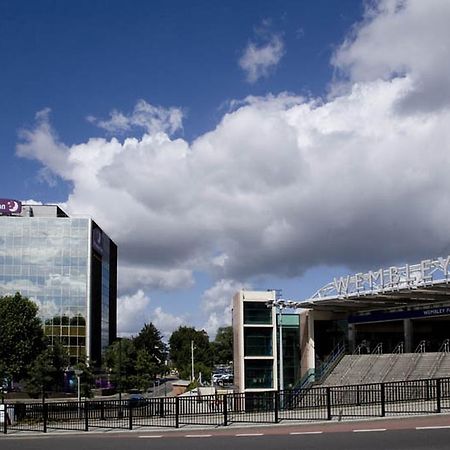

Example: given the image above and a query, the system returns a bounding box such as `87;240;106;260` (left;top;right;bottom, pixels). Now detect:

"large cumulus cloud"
16;0;450;334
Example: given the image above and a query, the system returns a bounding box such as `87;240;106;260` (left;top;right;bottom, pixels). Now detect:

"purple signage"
0;198;22;215
92;227;103;256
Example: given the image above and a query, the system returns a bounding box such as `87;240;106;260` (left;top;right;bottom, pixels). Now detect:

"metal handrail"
380;342;405;382
439;339;450;353
415;340;426;353
371;343;383;355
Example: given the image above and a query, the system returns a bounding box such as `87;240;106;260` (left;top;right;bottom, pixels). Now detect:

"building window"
243;302;272;325
244;360;273;389
244;328;273;356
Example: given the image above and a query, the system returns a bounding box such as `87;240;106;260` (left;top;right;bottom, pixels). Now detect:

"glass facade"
243;302;272;324
0;209;117;366
244;328;273;356
244;360;273;389
280;323;300;389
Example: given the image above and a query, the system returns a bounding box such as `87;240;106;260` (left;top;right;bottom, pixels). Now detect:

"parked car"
128;393;146;407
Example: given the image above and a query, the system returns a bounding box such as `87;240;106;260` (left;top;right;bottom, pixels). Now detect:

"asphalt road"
3;426;450;450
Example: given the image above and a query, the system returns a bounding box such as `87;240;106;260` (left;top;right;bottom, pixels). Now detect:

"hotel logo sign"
0;198;22;215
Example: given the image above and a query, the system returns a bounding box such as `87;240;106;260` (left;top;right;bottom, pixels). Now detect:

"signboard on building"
0;198;22;215
92;226;103;256
312;255;450;300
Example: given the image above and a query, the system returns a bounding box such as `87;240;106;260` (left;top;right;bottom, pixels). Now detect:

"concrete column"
404;319;413;353
348;323;356;354
300;310;315;378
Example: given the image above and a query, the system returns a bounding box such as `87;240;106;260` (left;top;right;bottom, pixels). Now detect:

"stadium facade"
233;255;450;393
0;199;117;366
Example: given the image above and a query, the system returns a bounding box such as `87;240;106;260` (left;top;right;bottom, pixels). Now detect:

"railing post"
2;399;7;434
129;402;133;430
43;400;47;433
175;396;180;428
437;378;441;413
326;387;332;420
223;394;228;426
274;391;279;423
84;400;89;432
100;400;105;420
380;383;386;417
160;397;164;417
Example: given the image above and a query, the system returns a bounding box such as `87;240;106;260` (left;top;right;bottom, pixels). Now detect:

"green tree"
134;349;159;391
169;326;213;380
134;322;167;371
0;293;46;385
24;340;69;397
104;338;137;391
212;326;233;365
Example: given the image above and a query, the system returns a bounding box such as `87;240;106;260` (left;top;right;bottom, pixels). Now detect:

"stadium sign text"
331;256;450;298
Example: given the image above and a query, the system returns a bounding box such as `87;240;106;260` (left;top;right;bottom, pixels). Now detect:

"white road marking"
416;425;450;430
138;435;163;438
235;433;264;437
353;428;387;433
290;431;323;435
185;434;212;438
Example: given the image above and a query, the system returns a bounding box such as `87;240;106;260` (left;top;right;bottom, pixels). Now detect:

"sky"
2;0;450;339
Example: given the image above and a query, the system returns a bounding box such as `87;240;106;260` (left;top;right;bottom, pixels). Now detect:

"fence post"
160;397;164;417
84;400;89;432
380;383;385;417
223;394;228;426
326;387;332;420
175;396;180;428
43;400;47;433
436;378;441;413
129;402;133;430
426;379;430;401
274;391;279;423
100;400;105;420
2;398;6;434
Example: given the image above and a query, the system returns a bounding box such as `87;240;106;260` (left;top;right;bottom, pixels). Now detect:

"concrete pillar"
348;323;356;354
404;319;413;353
300;310;315;378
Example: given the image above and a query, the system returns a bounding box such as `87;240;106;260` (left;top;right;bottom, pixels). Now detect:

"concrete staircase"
322;352;450;386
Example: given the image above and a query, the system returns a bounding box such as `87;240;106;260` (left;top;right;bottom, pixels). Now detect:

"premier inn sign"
0;198;22;215
312;256;450;299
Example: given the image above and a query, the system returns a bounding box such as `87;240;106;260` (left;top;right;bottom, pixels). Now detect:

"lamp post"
118;337;122;403
191;340;195;382
74;369;83;403
74;368;83;418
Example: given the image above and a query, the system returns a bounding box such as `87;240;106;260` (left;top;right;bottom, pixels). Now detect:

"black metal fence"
3;376;450;434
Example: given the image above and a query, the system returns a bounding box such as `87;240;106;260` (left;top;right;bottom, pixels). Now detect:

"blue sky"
2;0;450;338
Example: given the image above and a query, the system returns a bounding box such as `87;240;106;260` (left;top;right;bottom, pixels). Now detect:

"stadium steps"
322;352;447;386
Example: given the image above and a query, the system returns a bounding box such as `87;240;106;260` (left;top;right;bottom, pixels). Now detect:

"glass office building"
0;203;117;366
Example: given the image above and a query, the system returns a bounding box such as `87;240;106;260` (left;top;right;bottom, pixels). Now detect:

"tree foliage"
0;293;46;383
25;340;69;397
169;326;213;380
104;322;167;392
212;326;233;365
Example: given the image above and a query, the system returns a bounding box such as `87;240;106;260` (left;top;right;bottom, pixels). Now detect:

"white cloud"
87;99;184;135
117;289;152;336
16;0;450;335
331;0;450;111
152;307;185;339
239;34;284;83
201;279;246;337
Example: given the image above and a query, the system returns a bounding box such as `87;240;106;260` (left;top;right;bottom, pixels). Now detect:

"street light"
267;298;297;392
191;340;195;382
74;369;83;403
